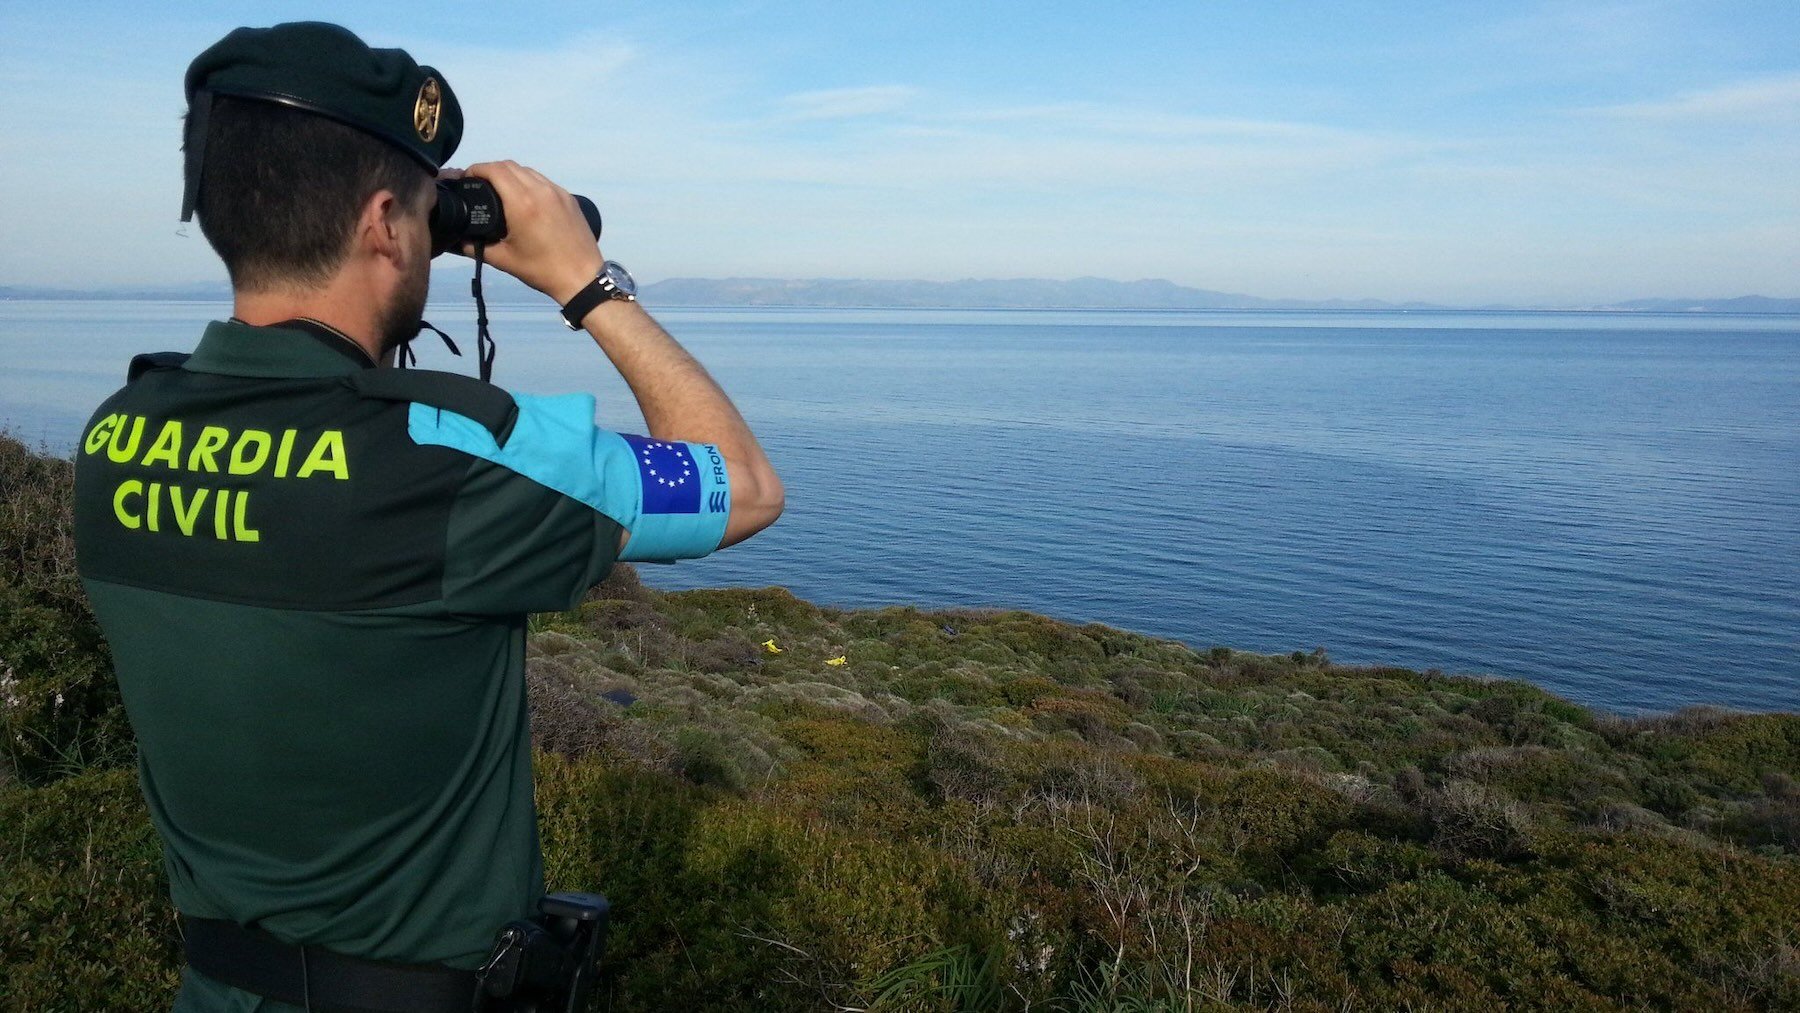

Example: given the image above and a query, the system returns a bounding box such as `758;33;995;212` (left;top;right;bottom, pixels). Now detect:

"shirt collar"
182;318;379;378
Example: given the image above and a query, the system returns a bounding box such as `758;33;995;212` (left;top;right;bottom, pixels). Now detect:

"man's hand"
452;161;604;304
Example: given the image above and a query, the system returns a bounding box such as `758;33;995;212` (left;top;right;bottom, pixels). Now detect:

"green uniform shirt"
71;319;730;1010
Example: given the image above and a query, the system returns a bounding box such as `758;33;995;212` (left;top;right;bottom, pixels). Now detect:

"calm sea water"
3;300;1796;714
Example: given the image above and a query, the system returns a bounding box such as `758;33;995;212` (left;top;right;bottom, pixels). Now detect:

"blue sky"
1;1;1796;303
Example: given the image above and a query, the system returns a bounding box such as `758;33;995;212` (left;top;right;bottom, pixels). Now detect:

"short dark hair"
190;96;433;291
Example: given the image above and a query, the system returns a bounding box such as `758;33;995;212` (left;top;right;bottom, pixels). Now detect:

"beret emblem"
414;76;442;143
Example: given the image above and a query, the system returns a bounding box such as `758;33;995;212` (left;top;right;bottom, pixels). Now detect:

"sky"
1;0;1796;304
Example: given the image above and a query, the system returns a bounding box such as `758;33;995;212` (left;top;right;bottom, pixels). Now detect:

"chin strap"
396;320;461;369
393;244;496;383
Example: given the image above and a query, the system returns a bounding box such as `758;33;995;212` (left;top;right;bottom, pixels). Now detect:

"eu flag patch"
623;435;702;514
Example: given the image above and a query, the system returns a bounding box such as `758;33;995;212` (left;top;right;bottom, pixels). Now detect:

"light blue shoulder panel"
408;392;729;562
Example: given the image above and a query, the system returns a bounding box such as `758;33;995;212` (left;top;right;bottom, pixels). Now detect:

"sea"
2;300;1796;714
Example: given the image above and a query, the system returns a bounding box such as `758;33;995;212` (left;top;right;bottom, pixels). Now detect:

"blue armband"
608;433;732;561
407;392;730;562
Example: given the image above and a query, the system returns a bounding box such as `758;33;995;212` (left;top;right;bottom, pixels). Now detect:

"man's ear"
357;189;405;264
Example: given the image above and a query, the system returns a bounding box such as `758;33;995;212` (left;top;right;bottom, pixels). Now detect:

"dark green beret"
185;21;462;172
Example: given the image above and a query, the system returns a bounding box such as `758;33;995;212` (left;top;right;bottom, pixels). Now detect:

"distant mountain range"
1599;295;1800;313
637;276;1455;310
4;276;1798;313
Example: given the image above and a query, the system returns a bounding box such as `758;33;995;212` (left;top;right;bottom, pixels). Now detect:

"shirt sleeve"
406;391;730;614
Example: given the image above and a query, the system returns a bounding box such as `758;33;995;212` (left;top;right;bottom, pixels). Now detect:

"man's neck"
233;282;387;365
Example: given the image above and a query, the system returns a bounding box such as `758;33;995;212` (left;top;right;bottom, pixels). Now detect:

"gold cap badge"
414;77;442;143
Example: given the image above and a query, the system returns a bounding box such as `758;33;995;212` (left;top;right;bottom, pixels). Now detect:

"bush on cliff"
0;433;131;784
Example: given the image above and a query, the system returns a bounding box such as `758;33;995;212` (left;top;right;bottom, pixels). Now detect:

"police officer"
71;22;782;1012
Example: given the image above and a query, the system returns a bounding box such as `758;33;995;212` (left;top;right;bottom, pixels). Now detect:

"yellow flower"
762;639;783;654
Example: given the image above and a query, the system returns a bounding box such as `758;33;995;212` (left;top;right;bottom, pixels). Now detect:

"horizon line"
3;276;1798;314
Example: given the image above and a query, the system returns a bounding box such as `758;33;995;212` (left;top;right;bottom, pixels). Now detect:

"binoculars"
431;178;603;257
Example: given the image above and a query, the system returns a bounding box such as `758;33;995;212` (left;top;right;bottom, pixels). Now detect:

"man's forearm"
581;299;783;544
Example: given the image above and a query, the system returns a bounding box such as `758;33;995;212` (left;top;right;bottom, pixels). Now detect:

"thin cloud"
1589;73;1800;122
726;94;1427;191
433;38;1417;195
1486;1;1678;60
944;101;1382;142
776;85;917;121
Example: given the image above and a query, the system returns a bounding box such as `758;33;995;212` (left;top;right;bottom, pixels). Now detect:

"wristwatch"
560;261;637;330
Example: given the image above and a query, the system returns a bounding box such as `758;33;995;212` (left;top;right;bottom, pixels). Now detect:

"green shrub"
1028;691;1131;741
1442;745;1632;807
919;723;1016;805
674;726;753;791
0;767;179;1009
1000;675;1060;708
865;945;1005;1012
0;433;86;613
0;434;131;784
1421;779;1537;858
1319;830;1442;892
973;613;1106;669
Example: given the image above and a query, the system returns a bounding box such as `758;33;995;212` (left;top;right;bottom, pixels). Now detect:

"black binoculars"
431;178;603;257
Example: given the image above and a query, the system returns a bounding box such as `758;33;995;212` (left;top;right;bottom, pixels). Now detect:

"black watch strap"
560;276;612;331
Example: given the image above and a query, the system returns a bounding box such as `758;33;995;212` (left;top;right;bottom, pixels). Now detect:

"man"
71;22;782;1012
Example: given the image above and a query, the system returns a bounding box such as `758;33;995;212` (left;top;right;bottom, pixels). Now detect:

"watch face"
604;261;637;296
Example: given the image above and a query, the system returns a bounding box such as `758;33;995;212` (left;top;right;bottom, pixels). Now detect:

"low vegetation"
4;432;1797;1010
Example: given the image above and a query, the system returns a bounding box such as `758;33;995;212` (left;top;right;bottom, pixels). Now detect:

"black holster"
473;892;610;1013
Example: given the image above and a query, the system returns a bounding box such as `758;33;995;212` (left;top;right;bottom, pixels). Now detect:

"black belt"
182;916;480;1013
